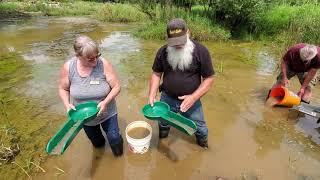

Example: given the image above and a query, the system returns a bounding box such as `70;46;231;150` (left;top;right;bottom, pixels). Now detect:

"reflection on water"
295;115;320;145
1;17;320;180
256;51;277;76
100;31;140;54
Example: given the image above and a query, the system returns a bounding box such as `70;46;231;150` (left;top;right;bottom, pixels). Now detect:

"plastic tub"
125;121;152;154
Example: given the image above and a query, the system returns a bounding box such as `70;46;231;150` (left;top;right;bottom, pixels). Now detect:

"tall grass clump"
0;2;18;12
46;1;100;16
134;5;230;41
254;4;320;44
133;21;167;40
292;4;320;43
9;1;147;22
95;3;148;22
0;1;30;19
254;5;298;35
19;0;101;16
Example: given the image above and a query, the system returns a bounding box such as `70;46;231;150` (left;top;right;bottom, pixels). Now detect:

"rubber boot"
196;135;208;149
159;126;170;139
110;135;123;157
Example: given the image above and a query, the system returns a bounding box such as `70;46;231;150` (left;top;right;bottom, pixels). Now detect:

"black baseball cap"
167;18;188;46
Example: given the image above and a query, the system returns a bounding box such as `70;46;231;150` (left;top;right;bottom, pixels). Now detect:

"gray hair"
74;35;99;57
300;44;318;61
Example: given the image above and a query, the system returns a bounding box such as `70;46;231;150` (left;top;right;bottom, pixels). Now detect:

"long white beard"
167;39;195;71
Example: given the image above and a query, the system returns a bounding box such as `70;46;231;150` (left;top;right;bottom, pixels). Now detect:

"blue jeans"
159;92;208;139
83;114;121;147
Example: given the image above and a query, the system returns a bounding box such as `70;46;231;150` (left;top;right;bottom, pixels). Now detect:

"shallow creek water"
1;17;320;180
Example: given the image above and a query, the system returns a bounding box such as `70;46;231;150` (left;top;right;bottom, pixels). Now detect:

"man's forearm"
192;76;214;100
281;60;288;79
302;69;317;89
149;72;162;98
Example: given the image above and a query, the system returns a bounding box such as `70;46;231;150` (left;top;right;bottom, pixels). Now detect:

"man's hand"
148;72;162;107
297;87;306;98
281;77;290;87
97;101;107;115
178;94;197;112
149;94;156;107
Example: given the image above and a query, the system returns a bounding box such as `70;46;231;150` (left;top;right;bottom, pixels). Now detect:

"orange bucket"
269;86;301;107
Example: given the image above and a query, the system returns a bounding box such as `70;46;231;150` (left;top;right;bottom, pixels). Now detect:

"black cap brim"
167;34;187;47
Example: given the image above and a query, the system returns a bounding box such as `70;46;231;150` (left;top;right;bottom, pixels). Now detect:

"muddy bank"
0;11;31;20
0;52;66;179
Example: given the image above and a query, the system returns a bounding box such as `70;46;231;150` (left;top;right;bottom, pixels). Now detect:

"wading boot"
196;135;208;149
110;135;123;157
159;126;170;139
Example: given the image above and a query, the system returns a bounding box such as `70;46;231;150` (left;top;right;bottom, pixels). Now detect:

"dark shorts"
276;69;318;89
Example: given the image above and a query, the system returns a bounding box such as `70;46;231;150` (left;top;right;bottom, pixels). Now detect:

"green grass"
1;1;320;43
19;1;101;16
133;5;230;41
254;5;298;35
1;1;146;22
95;3;148;23
0;52;66;179
254;4;320;44
133;21;167;40
134;19;230;41
0;2;18;11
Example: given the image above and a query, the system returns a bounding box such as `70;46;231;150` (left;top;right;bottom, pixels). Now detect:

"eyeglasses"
85;53;101;61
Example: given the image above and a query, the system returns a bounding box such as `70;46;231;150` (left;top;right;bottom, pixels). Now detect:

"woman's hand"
97;101;107;115
66;103;76;113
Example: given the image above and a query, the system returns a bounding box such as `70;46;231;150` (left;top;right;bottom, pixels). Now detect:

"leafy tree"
210;0;265;33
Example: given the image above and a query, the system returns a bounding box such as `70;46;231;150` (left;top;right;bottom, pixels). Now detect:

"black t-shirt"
152;40;214;98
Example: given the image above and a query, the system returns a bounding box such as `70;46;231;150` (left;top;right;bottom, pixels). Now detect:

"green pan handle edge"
170;111;197;129
161;115;196;136
46;117;74;154
60;121;85;154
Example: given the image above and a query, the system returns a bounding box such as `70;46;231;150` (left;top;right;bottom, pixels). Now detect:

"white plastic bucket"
125;121;152;154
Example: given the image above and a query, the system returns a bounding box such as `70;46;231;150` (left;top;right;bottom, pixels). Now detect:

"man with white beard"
148;18;214;148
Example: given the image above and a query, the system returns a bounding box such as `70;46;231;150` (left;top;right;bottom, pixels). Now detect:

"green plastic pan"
46;101;99;155
142;101;197;135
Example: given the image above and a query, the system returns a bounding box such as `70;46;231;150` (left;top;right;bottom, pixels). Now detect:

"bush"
210;0;265;31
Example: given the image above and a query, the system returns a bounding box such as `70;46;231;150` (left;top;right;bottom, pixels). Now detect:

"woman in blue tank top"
58;35;123;157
